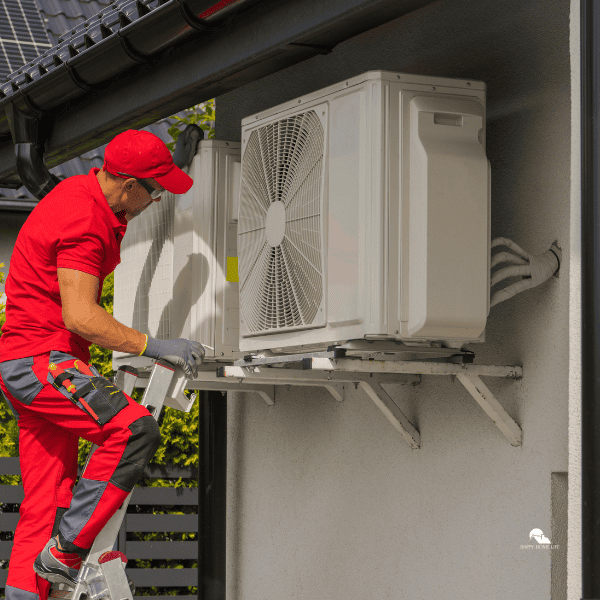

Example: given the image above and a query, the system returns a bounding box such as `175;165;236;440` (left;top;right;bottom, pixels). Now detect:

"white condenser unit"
238;70;491;353
113;140;243;371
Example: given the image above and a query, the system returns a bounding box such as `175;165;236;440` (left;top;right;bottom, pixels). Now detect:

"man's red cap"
104;129;193;194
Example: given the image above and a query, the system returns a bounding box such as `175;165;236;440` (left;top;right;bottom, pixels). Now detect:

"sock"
50;546;82;569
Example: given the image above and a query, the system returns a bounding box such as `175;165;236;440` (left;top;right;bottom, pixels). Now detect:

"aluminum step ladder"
49;360;196;600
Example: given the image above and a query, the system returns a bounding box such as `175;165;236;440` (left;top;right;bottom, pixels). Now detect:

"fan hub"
265;201;286;247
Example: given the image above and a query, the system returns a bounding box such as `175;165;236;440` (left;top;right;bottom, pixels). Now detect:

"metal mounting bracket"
133;368;276;406
305;358;523;447
131;354;523;449
220;356;523;449
456;374;522;447
306;358;522;379
219;364;421;445
359;380;420;449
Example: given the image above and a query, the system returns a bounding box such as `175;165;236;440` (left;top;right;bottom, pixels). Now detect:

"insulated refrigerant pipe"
581;0;600;598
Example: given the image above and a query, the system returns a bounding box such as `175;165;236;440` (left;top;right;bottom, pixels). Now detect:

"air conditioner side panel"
191;141;243;360
193;149;217;355
403;95;489;339
173;183;194;342
327;81;387;332
215;146;242;357
327;88;363;328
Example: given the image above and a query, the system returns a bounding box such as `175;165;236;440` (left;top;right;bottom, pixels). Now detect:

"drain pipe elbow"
15;142;61;200
7;101;60;201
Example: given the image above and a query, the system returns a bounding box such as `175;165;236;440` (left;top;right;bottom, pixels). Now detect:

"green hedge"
0;263;17;484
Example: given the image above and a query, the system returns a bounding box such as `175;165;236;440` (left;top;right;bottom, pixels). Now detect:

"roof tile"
34;0;111;45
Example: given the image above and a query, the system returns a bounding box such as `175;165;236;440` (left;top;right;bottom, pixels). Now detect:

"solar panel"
0;0;51;82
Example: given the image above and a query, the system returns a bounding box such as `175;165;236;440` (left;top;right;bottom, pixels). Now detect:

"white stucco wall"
217;0;573;598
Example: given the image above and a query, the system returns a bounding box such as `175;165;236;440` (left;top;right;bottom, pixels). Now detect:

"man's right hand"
142;337;205;379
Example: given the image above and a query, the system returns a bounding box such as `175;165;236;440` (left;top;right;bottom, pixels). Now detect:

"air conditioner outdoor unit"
113;139;243;371
238;70;491;353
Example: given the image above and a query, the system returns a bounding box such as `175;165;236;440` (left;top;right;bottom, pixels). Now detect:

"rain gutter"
0;0;435;192
0;0;256;195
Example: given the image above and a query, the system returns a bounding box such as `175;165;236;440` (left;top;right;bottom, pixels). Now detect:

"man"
0;130;204;600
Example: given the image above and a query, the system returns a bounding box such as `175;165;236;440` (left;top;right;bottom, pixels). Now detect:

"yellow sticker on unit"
226;257;239;282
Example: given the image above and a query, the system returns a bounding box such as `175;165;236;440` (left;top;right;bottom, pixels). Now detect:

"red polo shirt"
0;168;128;364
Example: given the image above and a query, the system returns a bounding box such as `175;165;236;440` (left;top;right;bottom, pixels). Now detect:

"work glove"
142;337;205;379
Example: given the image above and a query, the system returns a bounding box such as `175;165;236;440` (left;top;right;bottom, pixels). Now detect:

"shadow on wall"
132;220;167;336
132;242;211;339
162;251;211;339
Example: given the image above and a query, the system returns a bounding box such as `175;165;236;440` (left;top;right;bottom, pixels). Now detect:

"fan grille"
239;109;325;333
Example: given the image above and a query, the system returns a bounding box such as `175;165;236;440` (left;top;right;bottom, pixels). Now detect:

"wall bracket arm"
456;374;522;446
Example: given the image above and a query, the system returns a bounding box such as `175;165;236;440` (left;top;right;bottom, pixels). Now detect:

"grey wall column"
581;0;600;597
199;390;226;600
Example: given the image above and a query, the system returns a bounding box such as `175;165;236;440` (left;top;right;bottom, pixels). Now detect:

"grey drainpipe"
581;0;600;597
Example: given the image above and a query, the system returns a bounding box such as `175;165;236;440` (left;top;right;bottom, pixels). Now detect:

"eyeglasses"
117;172;165;199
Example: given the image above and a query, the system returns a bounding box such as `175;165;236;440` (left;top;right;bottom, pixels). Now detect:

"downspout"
581;0;600;597
5;102;60;200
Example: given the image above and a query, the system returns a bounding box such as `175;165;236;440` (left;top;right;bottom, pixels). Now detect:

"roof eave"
0;0;436;189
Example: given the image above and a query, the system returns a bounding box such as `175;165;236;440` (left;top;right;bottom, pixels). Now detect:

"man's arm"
57;268;146;354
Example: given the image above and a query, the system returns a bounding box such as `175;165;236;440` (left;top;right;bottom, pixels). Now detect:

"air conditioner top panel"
241;70;485;126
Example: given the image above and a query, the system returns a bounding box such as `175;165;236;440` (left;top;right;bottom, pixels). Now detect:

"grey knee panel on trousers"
0;356;43;405
58;478;109;557
110;416;162;492
5;585;41;600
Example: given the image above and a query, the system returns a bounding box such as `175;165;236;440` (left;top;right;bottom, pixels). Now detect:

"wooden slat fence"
0;457;198;599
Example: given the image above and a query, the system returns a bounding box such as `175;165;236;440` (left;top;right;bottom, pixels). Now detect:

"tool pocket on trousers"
72;377;130;426
0;356;43;405
48;358;130;426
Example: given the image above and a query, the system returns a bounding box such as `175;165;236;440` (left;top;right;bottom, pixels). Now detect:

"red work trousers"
0;350;160;600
